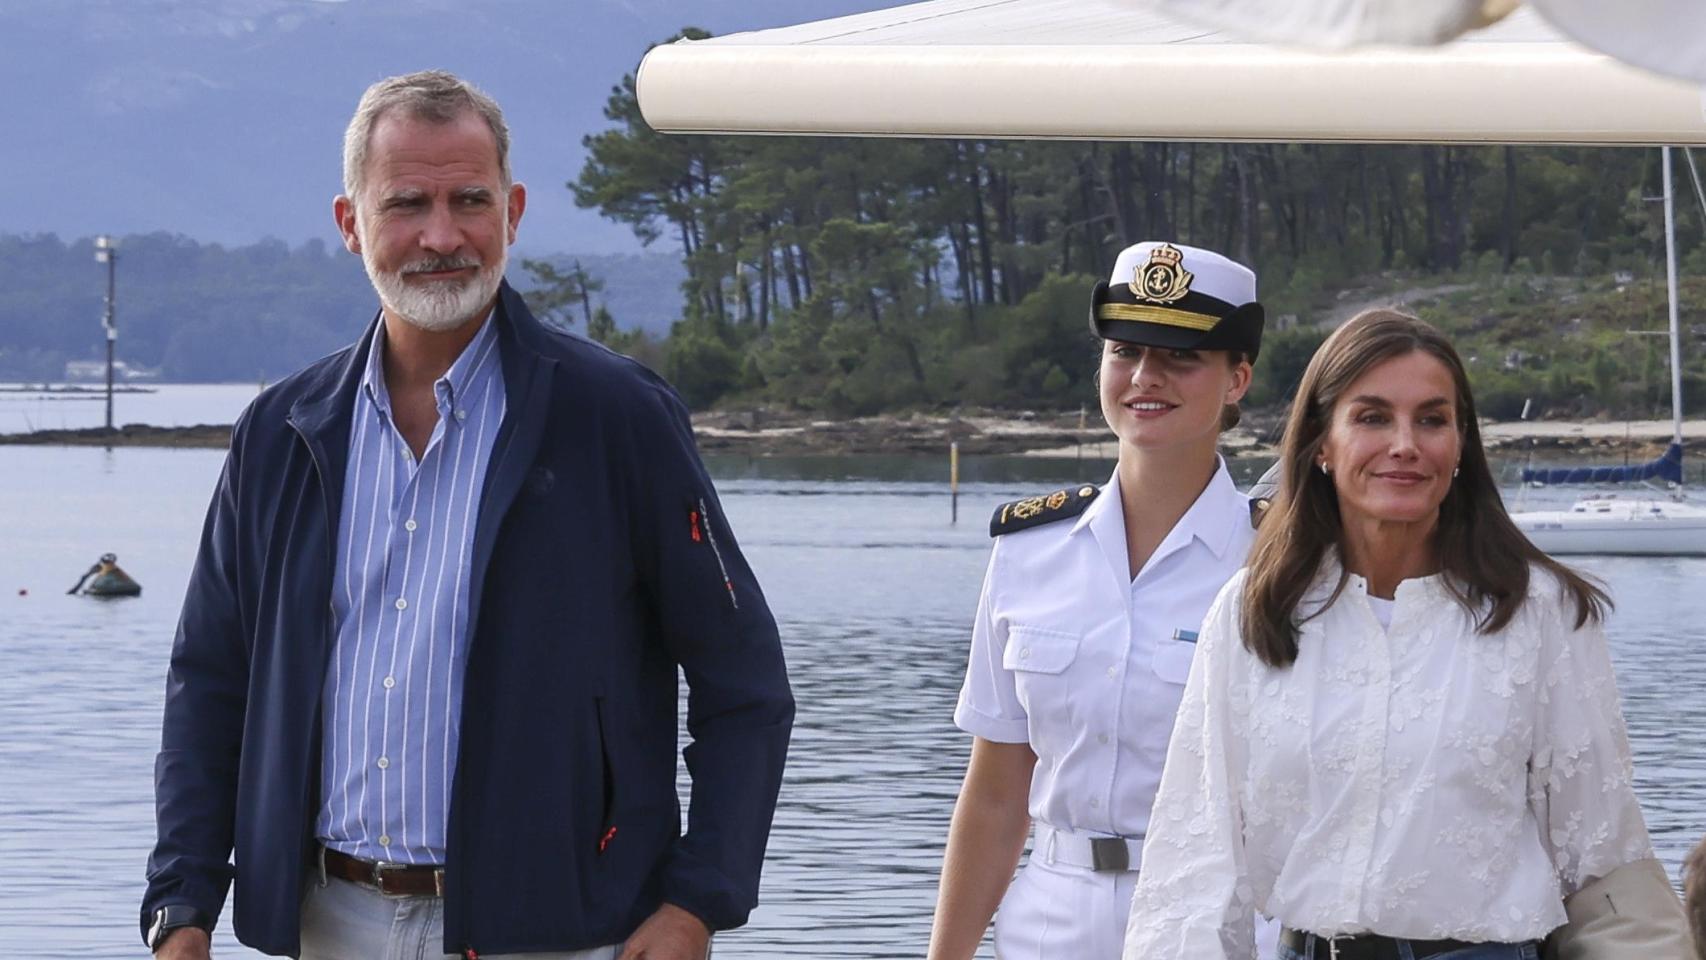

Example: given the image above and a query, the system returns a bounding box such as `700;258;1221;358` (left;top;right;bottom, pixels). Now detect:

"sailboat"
1509;147;1706;556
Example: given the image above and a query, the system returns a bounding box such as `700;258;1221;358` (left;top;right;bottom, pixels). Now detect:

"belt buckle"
1327;935;1345;960
371;860;407;895
1088;836;1129;872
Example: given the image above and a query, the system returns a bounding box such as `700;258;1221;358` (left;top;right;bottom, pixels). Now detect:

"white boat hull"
1512;498;1706;556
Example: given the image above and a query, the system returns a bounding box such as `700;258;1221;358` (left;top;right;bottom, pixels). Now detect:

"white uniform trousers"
299;876;622;960
993;825;1280;960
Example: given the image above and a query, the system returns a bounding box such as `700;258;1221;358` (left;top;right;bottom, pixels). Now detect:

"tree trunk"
781;241;802;309
968;145;998;306
1500;146;1519;271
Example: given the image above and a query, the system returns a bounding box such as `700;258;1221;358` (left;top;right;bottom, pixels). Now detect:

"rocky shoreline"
4;410;1702;459
10;409;1706;460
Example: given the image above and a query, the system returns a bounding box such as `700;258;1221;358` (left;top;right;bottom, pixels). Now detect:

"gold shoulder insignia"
990;485;1100;537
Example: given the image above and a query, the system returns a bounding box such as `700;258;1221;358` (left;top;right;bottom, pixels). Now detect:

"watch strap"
147;904;212;950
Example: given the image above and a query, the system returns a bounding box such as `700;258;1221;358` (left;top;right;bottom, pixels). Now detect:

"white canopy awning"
636;0;1706;144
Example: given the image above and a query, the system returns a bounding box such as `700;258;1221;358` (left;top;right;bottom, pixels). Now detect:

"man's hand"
153;926;210;960
617;903;711;960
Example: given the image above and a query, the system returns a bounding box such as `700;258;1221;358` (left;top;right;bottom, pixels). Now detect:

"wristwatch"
146;905;212;951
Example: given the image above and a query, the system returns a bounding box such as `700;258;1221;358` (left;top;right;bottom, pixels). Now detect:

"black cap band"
1089;281;1265;359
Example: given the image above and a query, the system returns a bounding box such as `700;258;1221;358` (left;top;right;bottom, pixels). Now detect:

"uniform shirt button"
1106;666;1117;678
382;676;396;689
404;519;417;532
395;597;407;611
455;409;468;422
1098;733;1110;745
376;757;389;770
378;834;391;847
1089;798;1100;808
1019;648;1030;660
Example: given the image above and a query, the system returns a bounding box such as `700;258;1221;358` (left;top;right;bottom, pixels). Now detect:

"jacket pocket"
1002;625;1081;674
593;697;617;856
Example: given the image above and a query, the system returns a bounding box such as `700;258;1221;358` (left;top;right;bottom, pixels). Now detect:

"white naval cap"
1090;241;1265;357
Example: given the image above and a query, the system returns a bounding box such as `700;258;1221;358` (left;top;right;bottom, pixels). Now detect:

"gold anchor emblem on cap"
1129;243;1194;304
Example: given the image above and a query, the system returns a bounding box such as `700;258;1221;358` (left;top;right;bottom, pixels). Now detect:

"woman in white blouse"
1123;309;1657;960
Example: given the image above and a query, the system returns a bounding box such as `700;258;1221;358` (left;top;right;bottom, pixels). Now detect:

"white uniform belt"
1036;823;1143;873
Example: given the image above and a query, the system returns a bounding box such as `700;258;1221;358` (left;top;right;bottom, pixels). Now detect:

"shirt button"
404;519;417;532
1018;648;1030;660
1106;666;1117;678
456;409;468;422
1089;798;1100;808
395;597;407;611
1098;733;1109;745
376;757;389;770
382;676;395;689
378;834;391;847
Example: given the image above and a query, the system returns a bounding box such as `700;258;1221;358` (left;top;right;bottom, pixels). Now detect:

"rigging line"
1686;147;1706;229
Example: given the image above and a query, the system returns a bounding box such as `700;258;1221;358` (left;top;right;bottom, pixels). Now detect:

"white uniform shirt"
955;462;1255;844
1123;560;1655;959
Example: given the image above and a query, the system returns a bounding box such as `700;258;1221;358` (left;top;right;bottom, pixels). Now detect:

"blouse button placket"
1343;626;1394;913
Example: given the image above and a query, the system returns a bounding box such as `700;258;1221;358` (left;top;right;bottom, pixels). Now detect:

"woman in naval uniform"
927;241;1277;960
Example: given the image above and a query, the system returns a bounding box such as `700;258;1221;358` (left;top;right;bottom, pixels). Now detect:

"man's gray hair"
342;70;511;201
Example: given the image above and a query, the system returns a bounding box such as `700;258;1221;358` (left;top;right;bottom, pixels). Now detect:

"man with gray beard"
142;71;793;960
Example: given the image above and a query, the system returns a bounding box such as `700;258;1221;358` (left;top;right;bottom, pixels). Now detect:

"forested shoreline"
493;31;1692;420
6;29;1706;422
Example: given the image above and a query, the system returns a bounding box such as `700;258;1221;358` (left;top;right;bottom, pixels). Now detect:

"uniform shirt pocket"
1151;628;1198;684
1002;624;1081;675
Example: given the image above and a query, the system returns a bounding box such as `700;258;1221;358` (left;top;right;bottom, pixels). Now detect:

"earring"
1452;465;1460;478
1319;462;1330;476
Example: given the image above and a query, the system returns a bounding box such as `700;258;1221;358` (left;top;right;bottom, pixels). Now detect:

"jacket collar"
283;279;556;597
466;280;558;632
284;312;375;514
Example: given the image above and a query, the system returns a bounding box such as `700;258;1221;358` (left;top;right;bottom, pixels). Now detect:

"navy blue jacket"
142;283;794;956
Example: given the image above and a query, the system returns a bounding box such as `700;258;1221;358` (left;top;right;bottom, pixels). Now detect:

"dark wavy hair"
1240;309;1608;668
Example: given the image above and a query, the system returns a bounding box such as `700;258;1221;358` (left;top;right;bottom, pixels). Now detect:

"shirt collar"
1072;457;1244;560
359;309;500;419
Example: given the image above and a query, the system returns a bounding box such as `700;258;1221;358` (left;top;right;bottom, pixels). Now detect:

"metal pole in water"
1663;147;1683;452
950;441;960;524
95;235;117;431
1076;403;1086;473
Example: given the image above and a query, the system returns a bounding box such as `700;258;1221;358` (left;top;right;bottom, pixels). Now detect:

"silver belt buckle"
371;860;407;894
1088;836;1130;872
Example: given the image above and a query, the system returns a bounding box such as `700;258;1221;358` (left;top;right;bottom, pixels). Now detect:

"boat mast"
1663;146;1684;457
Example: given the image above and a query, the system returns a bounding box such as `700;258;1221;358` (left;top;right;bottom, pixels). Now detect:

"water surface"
2;444;1701;957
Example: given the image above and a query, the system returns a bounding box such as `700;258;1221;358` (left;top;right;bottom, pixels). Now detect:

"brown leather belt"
1280;927;1483;960
322;847;445;897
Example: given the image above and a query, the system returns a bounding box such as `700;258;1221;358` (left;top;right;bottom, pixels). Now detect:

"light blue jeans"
1278;934;1542;960
298;875;622;960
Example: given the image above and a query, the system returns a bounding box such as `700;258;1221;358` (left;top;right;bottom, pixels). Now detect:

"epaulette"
990;485;1099;537
1249;497;1270;529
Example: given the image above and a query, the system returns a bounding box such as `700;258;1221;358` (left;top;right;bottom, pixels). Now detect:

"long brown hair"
1240;309;1608;667
1685;835;1706;960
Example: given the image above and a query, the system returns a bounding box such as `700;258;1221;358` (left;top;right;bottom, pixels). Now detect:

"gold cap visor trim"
1095;303;1220;331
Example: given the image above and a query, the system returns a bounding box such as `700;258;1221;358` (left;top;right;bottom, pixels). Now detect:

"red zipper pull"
599;825;618;853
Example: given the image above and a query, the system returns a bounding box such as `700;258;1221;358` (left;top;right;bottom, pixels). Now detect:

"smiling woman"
928;241;1280;960
1122;309;1679;960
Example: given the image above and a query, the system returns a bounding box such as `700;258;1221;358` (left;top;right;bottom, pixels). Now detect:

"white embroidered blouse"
1122;559;1654;959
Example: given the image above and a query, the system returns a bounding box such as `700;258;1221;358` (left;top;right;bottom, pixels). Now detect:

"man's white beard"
361;225;506;333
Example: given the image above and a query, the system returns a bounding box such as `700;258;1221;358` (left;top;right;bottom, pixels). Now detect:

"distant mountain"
0;0;892;256
0;231;685;383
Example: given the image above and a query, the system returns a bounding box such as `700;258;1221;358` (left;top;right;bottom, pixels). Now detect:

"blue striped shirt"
316;314;505;865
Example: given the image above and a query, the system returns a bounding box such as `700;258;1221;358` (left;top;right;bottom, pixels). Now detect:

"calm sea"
2;387;1702;957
